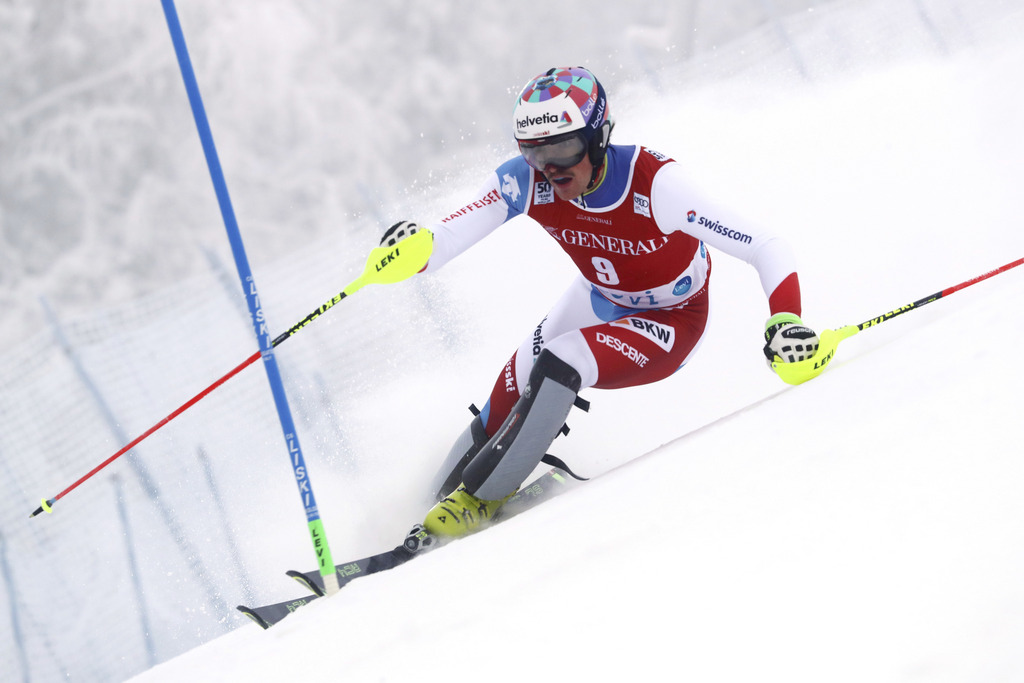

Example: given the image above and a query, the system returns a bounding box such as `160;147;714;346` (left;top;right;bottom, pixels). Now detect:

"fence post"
112;474;158;667
0;532;31;683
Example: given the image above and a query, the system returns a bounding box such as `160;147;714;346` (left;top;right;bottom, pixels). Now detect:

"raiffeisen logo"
517;112;561;129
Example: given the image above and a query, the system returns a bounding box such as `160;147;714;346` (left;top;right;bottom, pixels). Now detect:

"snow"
4;0;1023;681
132;268;1024;683
130;8;1024;683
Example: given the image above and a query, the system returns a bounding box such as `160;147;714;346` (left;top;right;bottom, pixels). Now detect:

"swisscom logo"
687;210;752;244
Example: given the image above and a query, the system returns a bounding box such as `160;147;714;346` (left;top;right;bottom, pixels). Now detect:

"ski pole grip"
344;229;434;296
771;325;859;385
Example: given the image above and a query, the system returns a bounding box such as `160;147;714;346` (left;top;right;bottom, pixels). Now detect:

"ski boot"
422;485;513;539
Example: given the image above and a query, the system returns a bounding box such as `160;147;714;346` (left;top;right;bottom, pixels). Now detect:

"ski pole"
30;230;433;518
773;256;1024;385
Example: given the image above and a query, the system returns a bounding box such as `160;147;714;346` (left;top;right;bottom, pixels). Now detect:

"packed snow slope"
134;261;1024;683
133;11;1024;683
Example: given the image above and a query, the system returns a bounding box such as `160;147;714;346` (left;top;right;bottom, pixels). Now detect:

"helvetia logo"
687;210;697;223
517;112;560;129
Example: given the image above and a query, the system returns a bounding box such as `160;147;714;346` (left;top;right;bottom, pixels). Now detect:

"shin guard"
463;350;582;501
429;412;489;502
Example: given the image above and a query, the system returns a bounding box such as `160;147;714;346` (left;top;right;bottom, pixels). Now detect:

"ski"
290;467;575;596
237;594;320;630
237;467;576;629
286;546;415;597
495;465;574;521
237;545;416;628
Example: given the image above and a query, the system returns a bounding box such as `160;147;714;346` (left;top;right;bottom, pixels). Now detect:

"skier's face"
540;155;594;201
518;131;594;200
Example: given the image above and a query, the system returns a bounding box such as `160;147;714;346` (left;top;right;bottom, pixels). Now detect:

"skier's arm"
380;165;525;271
651;162;819;371
651;162;801;316
422;171;516;272
381;158;531;272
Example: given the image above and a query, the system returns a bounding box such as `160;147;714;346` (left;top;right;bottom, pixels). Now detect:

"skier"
384;66;818;546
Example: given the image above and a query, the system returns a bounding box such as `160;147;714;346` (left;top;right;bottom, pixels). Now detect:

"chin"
554;186;580;201
550;179;580;199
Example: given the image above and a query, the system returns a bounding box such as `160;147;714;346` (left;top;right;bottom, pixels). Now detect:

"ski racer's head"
513;66;614;200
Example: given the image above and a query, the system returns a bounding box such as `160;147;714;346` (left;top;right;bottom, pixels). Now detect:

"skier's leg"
422;348;583;538
463;349;582;500
582;288;710;390
420;282;709;540
425;277;599;503
428;412;488;503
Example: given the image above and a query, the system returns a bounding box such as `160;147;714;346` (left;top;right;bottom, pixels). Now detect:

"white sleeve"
651;162;797;298
423;173;513;273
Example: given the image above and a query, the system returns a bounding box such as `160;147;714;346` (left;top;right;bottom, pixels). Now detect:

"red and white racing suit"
425;144;801;437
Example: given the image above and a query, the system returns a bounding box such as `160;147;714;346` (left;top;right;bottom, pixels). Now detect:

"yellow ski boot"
422;485;512;538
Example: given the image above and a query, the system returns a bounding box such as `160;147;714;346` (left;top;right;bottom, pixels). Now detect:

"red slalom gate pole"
936;257;1024;297
29;230;434;518
30;350;260;517
772;256;1024;385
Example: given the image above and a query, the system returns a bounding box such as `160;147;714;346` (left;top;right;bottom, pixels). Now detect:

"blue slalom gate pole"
160;0;340;595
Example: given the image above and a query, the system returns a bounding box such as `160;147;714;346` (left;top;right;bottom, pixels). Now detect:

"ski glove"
763;313;819;365
380;220;421;247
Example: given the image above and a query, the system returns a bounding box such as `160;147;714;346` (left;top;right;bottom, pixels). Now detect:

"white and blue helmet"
513;67;613;170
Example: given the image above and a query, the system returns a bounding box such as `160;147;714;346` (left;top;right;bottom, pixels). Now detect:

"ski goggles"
518;131;588;171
